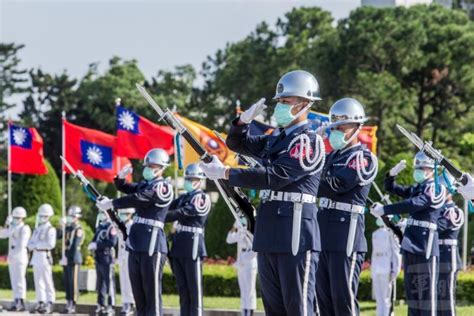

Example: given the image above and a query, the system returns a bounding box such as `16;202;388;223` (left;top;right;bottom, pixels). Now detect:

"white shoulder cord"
345;150;378;186
443;205;464;230
287;133;326;174
424;183;446;209
191;194;211;216
154;181;174;207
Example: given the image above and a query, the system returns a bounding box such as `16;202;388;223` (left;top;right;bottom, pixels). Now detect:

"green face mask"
413;169;427;183
272;103;295;127
142;167;158;181
119;214;129;222
183;180;196;192
328;130;348;150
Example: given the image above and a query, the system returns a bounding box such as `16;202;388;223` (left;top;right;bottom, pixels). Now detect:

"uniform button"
422;231;426;235
340;217;345;222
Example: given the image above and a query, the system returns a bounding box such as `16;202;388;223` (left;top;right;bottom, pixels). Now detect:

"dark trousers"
258;251;318;316
96;261;115;306
437;260;458;316
316;251;365;316
403;253;438;316
63;264;80;302
128;251;166;316
171;257;203;316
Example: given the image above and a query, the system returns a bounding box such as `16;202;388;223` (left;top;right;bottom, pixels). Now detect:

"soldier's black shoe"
60;300;76;314
8;299;26;312
31;301;45;313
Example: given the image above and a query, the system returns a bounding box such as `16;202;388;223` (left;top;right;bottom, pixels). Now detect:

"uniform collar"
283;120;308;135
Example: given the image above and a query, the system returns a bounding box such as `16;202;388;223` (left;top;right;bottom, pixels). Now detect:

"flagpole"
174;131;179;197
115;98;122;198
7;122;12;216
61;112;66;262
462;198;468;270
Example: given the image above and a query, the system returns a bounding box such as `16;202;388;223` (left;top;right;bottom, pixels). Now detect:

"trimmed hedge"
1;263;474;303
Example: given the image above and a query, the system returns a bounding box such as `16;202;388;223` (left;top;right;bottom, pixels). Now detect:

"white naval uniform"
226;226;258;311
371;227;402;316
28;222;57;303
0;223;31;300
117;220;134;305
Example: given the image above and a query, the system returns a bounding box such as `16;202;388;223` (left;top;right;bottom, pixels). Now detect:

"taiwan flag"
116;106;174;159
9;123;48;175
64;120;130;183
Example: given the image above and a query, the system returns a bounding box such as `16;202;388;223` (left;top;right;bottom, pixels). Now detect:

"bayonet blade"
136;83;165;117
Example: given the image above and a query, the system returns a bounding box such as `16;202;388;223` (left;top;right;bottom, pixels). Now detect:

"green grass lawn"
1;289;474;315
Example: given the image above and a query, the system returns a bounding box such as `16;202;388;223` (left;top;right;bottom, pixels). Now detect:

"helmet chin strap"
342;125;362;149
290;101;314;125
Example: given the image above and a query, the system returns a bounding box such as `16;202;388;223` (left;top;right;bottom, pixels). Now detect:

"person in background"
226;218;258;316
371;217;402;316
89;210;118;315
59;205;84;314
117;208;136;315
0;206;31;312
28;203;57;314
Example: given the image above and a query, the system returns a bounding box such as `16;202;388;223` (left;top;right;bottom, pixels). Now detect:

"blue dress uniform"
383;176;445;316
226;118;324;316
437;201;463;316
166;189;211;316
92;220;118;309
63;222;84;305
113;176;174;316
316;144;377;316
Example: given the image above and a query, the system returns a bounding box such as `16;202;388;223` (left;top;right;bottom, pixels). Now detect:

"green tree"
74;57;147;133
12;160;62;216
20;69;78;172
335;5;474;165
0;43;27;131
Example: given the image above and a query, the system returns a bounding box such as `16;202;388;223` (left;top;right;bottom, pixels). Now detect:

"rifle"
60;156;128;240
369;182;404;241
397;124;469;185
212;130;261;168
136;84;256;234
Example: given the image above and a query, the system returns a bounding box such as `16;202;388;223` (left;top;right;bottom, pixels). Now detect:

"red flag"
9;122;48;175
64;120;130;183
116;106;174;159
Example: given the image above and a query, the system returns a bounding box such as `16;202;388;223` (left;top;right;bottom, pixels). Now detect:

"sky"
0;0;360;116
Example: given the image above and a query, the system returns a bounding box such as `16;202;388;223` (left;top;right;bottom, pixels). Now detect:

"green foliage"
0;43;28;131
12;160;61;217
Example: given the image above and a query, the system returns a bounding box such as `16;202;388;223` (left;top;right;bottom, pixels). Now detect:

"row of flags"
8;106;378;183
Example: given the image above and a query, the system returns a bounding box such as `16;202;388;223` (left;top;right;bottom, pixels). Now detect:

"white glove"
118;164;133;179
370;202;385;217
96;197;113;212
457;174;474;201
239;98;267;124
59;256;67;266
87;242;97;251
199;155;228;181
5;215;12;226
389;160;407;177
60;216;67;226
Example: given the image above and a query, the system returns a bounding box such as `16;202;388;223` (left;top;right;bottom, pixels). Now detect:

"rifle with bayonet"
60;155;128;240
397;124;469;185
136;84;256;235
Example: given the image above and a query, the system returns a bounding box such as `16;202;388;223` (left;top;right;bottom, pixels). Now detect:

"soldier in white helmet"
226;217;258;316
28;203;57;314
117;208;136;315
0;206;31;311
371;217;402;316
